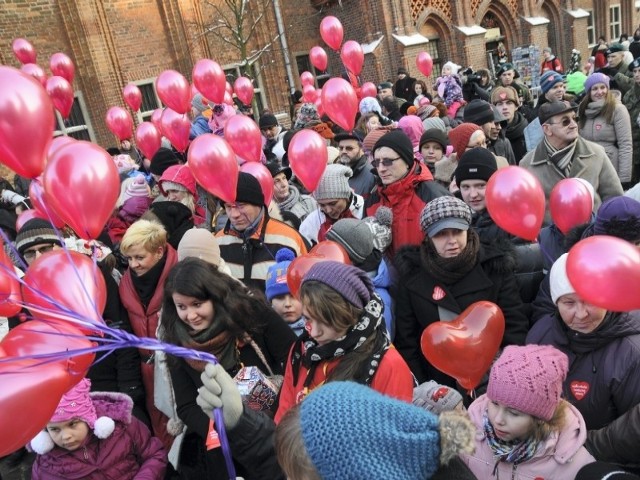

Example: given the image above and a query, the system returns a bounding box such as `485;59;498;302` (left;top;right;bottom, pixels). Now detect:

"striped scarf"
544;137;577;177
483;412;540;472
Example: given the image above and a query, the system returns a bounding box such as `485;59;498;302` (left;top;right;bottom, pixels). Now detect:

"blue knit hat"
302;261;373;309
299;381;443;479
540;71;565;94
265;248;295;301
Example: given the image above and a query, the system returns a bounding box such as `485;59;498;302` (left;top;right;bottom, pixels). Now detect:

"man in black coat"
394;67;416;103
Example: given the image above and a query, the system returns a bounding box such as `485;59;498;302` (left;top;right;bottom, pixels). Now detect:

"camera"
462;67;482;83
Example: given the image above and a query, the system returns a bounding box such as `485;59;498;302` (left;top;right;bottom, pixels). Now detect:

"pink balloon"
340;40;364;75
321;77;358;131
135;122;162;160
225;82;234;95
160;108;190;152
223;91;234;105
151;108;164;132
20;63;47;88
360;82;377;98
320;16;344;51
105;106;134;141
188;134;238;203
234;77;254;106
12;38;36;65
550;179;593;235
123;84;142;112
314;96;324;118
224;115;262;163
241;162;273;206
0;66;54;179
49;52;75;84
28;177;65;229
156;70;191;114
46;75;74;119
310;46;328;72
300;71;315;87
43;141;120;239
303;85;318;103
288;129;327;192
416;52;433;77
47;136;76;159
192;59;226;104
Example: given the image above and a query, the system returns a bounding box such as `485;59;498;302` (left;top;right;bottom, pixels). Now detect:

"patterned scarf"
290;292;389;389
544;137;577;177
177;319;239;373
483;412;540;472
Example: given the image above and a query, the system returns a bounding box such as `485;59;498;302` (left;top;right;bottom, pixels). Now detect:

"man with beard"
463;99;516;165
491;86;529;163
334;130;376;197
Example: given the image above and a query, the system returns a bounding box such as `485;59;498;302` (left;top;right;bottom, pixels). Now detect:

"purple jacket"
527;310;640;430
32;392;166;480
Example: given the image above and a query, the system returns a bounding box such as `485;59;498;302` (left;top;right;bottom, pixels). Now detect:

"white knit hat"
550;253;576;304
312;164;353;201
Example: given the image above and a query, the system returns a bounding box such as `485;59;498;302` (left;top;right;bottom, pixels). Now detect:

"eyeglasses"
23;244;55;260
546;115;577;127
372;157;402;168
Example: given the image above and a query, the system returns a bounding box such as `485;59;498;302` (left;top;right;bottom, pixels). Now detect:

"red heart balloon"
22;250;107;334
549;178;593;235
0;237;22;317
310;240;351;264
420;301;505;391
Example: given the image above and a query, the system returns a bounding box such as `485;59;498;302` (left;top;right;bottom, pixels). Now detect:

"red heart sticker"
570;381;590;401
499;92;507;100
432;286;446;301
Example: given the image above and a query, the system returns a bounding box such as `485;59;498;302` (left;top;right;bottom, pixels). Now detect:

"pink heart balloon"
188;134;239;203
224;115;262;163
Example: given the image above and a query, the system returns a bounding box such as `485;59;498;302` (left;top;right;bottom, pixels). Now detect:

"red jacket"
540;56;563;74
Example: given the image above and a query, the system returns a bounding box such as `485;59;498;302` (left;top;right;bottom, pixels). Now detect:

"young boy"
265;249;305;336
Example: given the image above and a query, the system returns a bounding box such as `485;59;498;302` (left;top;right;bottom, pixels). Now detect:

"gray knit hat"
326;218;374;264
191;93;211;114
312;164;353;201
420;196;473;238
302;261;373;309
15;218;62;256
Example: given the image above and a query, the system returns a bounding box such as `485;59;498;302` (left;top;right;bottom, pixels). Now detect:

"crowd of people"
2;31;640;480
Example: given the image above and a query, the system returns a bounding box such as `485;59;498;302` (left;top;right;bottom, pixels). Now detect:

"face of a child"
302;306;348;346
487;399;535;442
271;293;302;324
420;141;444;164
46;418;90;451
442;65;451;76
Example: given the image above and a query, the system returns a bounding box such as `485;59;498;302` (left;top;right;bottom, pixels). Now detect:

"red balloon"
0;237;22;316
340;40;364;75
49;52;75;84
192;59;226;104
309;46;328;72
46;75;74;119
188;134;238;203
156;69;191;114
416;52;433;77
0;320;95;387
234;77;254;106
567;236;640;311
421;301;505;391
135;122;162;160
20;63;47;88
47;136;75;159
43;141;120;239
0;66;54;179
321;77;358;131
302;85;318;103
485;166;545;241
310;240;351;265
28;178;66;229
22;250;107;332
320;16;344;51
224;115;262;163
160;108;190;152
286;241;350;298
300;71;315;87
288;129;327;192
0;358;72;457
360;82;377;98
240;162;273;206
12;38;36;65
550;179;593;235
123;84;142;112
150;108;164;132
223;91;234;106
105;106;134;141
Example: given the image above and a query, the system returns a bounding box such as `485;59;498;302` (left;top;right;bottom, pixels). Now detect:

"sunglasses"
23;244;55;260
546;115;577;127
371;157;401;168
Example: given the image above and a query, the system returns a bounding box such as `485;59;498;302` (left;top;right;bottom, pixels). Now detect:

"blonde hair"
530;399;569;443
275;405;321;480
120;219;167;254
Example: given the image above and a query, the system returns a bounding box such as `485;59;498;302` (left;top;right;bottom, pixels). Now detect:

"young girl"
30;378;166;479
435;61;464;118
461;344;595;479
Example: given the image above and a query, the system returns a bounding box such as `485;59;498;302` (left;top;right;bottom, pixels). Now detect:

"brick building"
0;0;639;153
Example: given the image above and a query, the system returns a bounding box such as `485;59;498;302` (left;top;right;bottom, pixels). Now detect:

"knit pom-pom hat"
312;164;353;201
265;248;295;301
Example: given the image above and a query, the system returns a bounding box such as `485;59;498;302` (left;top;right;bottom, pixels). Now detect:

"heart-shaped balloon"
420;301;505;391
188;134;238;203
286;254;326;299
310;240;351;264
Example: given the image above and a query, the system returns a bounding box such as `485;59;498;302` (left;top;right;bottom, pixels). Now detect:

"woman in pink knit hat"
462;344;595;479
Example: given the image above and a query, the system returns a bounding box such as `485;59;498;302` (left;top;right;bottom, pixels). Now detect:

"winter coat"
505;111;529;163
365;162;449;258
579;101;633;183
189;115;212;140
489;135;516;165
370;258;395;340
436;74;464;107
277;184;317;222
519;136;624;224
461;395;595;480
32;393;166;480
541;56;564;74
612;61;634;96
348;155;377;199
119;246;178;448
394;243;529;385
169;309;296;480
526;310;640;430
300;193;364;245
622;82;640;184
395;75;417;103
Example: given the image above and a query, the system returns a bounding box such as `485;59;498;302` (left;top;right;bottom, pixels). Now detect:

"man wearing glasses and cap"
520;100;623;223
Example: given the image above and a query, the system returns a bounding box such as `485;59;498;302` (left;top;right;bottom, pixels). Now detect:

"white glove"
197;363;243;429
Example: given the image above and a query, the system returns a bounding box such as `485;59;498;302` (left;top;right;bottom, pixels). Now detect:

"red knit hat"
447;123;481;155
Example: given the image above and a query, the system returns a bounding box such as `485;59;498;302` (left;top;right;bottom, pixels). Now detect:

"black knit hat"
419;128;449;151
259;113;278;130
235;172;265;206
454;147;498;184
15;218;62;256
150;148;180;176
372;129;415;167
463;99;494;126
